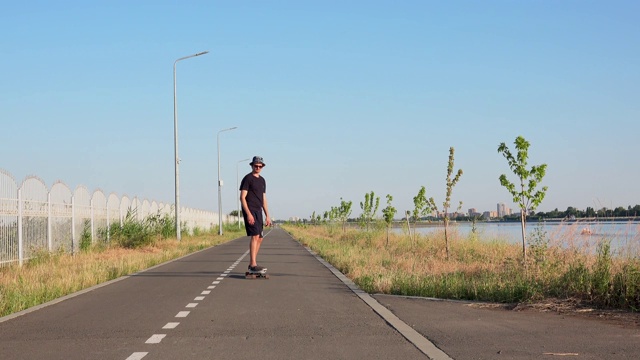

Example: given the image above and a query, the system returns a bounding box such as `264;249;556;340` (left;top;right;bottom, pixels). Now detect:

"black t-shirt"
240;174;266;211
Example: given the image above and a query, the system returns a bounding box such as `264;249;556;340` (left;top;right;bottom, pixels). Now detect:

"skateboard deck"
245;269;269;279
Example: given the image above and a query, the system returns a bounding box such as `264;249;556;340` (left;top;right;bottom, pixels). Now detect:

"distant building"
483;211;498;219
468;208;481;217
497;203;512;217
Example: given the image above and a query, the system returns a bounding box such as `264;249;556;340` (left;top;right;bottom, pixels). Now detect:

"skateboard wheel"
245;272;268;279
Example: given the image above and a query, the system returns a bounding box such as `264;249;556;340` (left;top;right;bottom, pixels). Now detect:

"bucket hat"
250;156;266;166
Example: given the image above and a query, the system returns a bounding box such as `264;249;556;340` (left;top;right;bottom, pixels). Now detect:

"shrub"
79;220;92;251
108;209;154;248
611;262;640;310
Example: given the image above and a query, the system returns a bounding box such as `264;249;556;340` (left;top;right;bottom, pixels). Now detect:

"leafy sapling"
359;191;380;231
498;135;548;264
382;194;397;246
412;186;434;245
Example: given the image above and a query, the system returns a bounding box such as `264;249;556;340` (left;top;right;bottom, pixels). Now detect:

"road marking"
127;245;255;360
126;352;148;360
145;334;166;344
176;311;190;318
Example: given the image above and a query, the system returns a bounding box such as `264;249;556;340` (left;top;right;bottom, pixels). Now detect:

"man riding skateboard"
240;156;272;274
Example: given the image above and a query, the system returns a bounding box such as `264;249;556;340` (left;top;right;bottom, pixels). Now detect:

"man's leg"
249;234;263;267
247;209;264;268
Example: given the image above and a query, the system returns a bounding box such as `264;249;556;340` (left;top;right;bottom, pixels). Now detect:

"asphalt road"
1;227;638;360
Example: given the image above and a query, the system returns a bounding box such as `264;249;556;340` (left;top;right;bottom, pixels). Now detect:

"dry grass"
0;231;241;317
291;225;516;276
284;223;640;310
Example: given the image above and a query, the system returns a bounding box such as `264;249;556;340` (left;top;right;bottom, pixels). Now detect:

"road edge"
304;246;454;360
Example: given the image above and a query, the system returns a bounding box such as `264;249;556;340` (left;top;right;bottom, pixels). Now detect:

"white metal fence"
0;168;231;266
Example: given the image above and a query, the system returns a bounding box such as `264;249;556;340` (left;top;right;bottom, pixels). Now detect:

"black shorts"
243;209;264;237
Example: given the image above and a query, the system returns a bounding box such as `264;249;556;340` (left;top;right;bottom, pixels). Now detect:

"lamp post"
217;126;238;235
236;158;250;229
173;50;209;241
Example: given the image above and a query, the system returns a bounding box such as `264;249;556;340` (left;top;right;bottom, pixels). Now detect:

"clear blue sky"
2;1;639;220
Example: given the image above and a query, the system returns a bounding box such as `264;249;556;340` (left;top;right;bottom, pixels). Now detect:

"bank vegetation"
282;222;640;312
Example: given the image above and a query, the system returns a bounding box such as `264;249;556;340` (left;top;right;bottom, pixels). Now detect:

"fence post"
17;188;23;266
48;191;52;252
90;197;95;244
71;195;76;254
106;200;110;243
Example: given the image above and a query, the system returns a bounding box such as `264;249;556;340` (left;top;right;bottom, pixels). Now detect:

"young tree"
404;210;411;239
336;198;353;232
359;191;380;231
324;205;341;231
442;147;463;259
381;194;397;246
498;135;548;264
427;147;463;260
411;186;434;245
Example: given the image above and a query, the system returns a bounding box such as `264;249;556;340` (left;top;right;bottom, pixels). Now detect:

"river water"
394;221;640;255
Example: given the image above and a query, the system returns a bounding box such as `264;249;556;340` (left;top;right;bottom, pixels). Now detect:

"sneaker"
248;265;266;272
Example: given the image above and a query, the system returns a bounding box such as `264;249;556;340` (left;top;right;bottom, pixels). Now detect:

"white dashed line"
176;311;190;318
145;334;166;344
129;250;252;360
126;352;148;360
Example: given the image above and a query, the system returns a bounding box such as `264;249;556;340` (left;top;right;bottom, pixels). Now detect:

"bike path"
2;227;639;360
0;228;431;360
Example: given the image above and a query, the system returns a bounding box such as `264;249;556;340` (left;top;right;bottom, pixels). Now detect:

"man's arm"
240;190;255;224
263;193;271;226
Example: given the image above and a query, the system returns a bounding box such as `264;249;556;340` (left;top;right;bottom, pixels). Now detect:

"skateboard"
245;268;269;279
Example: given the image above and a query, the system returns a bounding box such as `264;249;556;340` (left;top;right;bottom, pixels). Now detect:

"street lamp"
173;50;209;241
236;158;250;229
217;126;238;235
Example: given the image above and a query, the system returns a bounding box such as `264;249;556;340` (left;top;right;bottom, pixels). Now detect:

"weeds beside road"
282;223;640;313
